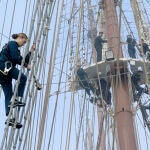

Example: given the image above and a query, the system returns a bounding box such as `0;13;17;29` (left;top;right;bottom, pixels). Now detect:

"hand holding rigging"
30;43;36;52
27;43;36;70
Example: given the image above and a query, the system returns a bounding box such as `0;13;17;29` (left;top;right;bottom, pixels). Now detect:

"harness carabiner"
4;61;12;75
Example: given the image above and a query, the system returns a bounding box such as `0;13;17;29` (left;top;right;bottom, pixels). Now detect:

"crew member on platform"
139;39;150;60
76;65;96;102
95;78;111;107
94;32;107;62
126;35;136;58
0;33;36;129
131;66;148;101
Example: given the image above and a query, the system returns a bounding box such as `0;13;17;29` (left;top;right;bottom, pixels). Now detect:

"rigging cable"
36;0;60;149
24;0;33;33
63;1;83;149
47;0;66;148
41;43;49;150
4;0;49;149
0;0;35;148
8;0;16;40
26;1;54;150
29;37;48;149
0;0;8;49
75;7;91;148
59;62;70;150
13;0;44;148
21;0;29;32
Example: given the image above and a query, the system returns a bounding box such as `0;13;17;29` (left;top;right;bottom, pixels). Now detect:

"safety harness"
0;44;12;75
0;61;12;75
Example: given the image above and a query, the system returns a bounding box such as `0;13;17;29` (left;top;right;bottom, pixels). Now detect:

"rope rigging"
0;0;54;149
0;0;150;149
0;0;9;49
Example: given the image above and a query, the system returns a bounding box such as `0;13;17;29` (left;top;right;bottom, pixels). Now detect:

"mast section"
104;0;137;149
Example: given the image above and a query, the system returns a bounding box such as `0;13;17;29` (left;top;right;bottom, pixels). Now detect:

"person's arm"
101;39;107;43
24;43;36;69
8;41;23;65
8;41;36;68
24;52;32;67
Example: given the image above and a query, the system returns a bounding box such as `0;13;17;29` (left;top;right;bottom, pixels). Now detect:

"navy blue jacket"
94;36;107;50
126;37;136;49
131;71;141;87
0;41;31;70
142;43;150;55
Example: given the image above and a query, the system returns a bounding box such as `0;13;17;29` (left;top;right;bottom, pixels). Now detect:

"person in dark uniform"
140;39;150;60
131;67;148;101
96;78;111;106
77;67;96;100
94;32;107;62
0;33;35;129
126;35;136;58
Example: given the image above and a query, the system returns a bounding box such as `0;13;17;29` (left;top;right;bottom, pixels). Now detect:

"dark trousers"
1;67;27;116
79;79;95;96
96;47;102;62
128;45;136;58
96;79;111;105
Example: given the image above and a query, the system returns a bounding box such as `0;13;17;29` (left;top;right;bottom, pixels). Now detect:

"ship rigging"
0;0;150;149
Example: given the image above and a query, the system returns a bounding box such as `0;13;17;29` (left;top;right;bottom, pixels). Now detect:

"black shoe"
5;118;22;129
8;99;26;108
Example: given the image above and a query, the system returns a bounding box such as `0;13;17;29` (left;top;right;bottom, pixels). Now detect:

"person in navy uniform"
131;66;148;101
126;35;136;58
139;39;150;60
96;78;111;107
0;33;35;129
94;32;107;62
77;67;96;99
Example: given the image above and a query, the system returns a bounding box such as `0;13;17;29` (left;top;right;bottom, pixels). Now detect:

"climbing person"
126;35;136;58
95;78;111;107
139;39;150;60
0;33;36;129
131;66;148;101
76;66;96;101
94;32;107;62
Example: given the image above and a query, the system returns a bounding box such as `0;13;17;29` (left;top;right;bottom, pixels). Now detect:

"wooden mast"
104;0;137;149
96;108;106;150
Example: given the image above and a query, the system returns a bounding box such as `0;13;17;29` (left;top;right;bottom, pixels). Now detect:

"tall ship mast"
0;0;150;149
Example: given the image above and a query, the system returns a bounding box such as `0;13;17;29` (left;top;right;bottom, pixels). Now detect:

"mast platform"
71;58;150;91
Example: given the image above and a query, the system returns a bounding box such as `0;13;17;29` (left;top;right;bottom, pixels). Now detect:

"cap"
138;66;143;72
